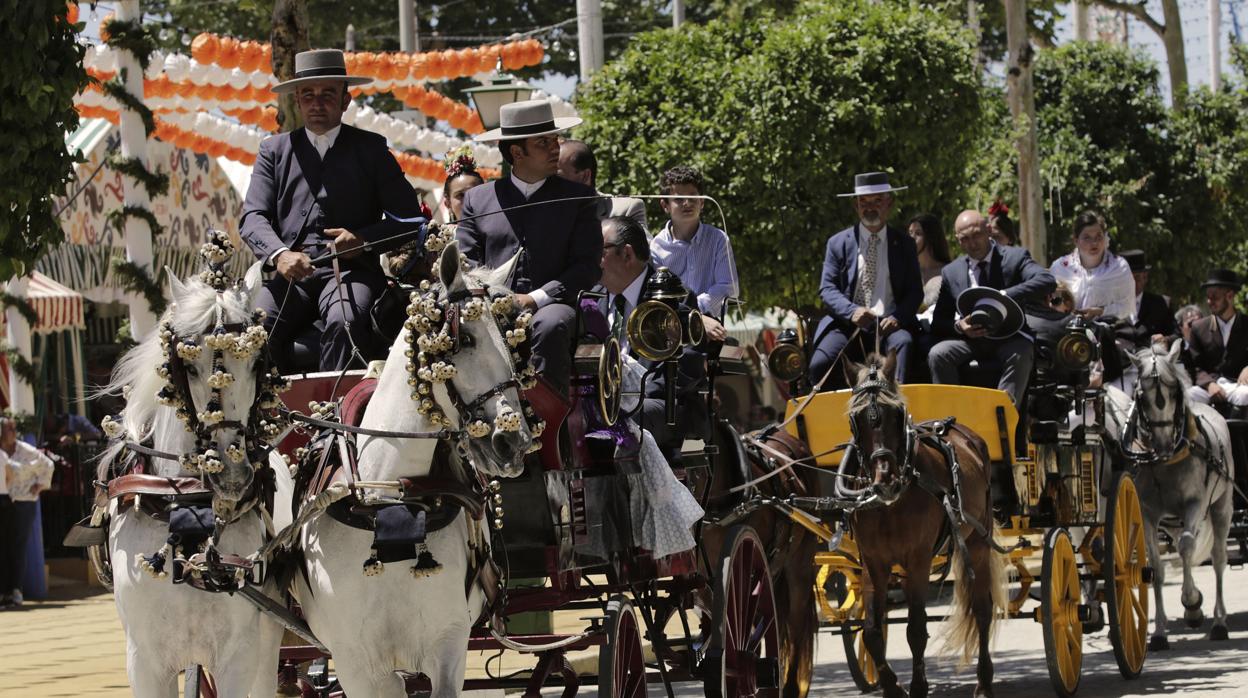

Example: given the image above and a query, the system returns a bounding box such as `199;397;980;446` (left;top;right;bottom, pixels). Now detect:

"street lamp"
463;68;533;131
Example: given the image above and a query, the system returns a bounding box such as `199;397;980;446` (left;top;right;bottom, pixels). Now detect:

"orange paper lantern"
99;14;114;42
261;44;273;66
408;55;428;81
240;41;264;73
425;51;446;80
217;37;240;69
191;33;220;65
66;2;79;25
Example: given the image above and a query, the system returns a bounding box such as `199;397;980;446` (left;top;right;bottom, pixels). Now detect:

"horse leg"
781;547;819;698
427;639;472;698
969;542;998;698
901;561;930;698
334;660;407;698
206;643;267;698
1143;511;1170;650
125;639;177;698
862;558;906;698
1177;499;1206;628
1208;492;1233;640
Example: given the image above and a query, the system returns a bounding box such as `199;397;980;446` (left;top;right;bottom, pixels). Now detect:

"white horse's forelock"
97;275;255;477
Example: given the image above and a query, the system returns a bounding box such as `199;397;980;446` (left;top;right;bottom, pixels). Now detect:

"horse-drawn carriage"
767;316;1155;697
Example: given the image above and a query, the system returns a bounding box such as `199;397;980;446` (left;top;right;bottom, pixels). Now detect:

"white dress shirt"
855;226;893;316
608;270;648;353
1218;314;1235;347
1;441;54;501
509;173;554;308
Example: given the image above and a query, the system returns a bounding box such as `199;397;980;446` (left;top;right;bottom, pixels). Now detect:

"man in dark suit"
240;49;426;372
1185;270;1248;407
809;172;922;385
596;216;726;449
1115;249;1176;350
928;210;1055;406
456;100;603;393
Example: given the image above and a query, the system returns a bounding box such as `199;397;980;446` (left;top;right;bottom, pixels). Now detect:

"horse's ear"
1167;337;1183;363
481;251;520;290
166;266;188;307
438;240;465;292
1127;350;1142;369
882;349;899;384
241;261;264;306
841;358;862;387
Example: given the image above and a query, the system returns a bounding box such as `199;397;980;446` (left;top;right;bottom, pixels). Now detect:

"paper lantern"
408;55;428;81
217;37;241;70
99;14;114;42
66;2;78;25
191;33;220;65
425;51;446;80
261;43;273;66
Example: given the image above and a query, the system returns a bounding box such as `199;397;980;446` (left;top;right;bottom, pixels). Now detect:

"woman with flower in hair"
441;145;485;223
987;199;1017;246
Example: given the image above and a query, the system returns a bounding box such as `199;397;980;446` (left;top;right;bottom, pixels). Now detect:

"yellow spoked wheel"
1104;472;1149;679
1041;527;1083;697
841;601;885;692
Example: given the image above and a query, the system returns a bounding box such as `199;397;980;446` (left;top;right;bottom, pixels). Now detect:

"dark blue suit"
928;244;1055;405
456;175;602;392
809;223;922;384
240;124;424;371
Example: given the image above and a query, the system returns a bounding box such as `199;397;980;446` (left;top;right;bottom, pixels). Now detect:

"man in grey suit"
456;101;603;393
929;210;1055;406
240;49;426;372
557;139;647;229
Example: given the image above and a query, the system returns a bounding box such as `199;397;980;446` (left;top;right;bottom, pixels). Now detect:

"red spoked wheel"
599;595;648;697
704;525;780;698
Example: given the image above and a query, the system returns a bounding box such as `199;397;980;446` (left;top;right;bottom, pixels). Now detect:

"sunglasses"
1049;297;1069;308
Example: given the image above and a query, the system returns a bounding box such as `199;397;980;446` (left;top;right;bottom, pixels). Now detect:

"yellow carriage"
783;383;1151;696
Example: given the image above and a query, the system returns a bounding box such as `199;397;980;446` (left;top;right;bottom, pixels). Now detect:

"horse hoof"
909;681;929;698
1148;635;1170;651
883;688;909;698
1184;611;1205;629
1210;625;1229;641
973;686;995;698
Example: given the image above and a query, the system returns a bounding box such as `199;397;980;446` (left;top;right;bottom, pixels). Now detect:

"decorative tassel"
363;551;384;576
138;543;172;579
495;407;522;433
409;545;442;578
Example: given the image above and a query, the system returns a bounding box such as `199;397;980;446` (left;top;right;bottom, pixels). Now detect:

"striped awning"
4;271;86;335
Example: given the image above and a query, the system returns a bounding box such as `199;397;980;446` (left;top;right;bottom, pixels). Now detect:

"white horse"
1105;340;1235;649
289;241;535;697
99;260;284;697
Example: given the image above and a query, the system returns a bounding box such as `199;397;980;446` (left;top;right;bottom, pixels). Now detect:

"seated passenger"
928;210;1055;407
651;166;738;317
1185;270;1248;408
908;212;951;313
557;139;647;230
456;100;602;395
809;172;921;386
597;215;726;451
1114;249;1175;351
1049;210;1136;324
386;147;484;284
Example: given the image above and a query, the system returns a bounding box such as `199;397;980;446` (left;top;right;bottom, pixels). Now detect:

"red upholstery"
340;379;378;427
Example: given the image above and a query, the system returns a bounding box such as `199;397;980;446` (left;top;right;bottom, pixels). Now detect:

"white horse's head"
101;249;282;511
1128;339;1191;460
404;241;537;478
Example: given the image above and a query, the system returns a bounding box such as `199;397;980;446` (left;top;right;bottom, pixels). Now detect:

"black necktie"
612;295;627;343
975;260;988;287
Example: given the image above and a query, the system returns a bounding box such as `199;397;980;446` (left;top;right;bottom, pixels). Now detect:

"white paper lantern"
95;44;118;73
188;61;210;85
164;53;191;82
228;68;249;90
145;51;165;79
249;70;269;89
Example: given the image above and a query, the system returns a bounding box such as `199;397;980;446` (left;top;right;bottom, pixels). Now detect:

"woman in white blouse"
1049;210;1136;324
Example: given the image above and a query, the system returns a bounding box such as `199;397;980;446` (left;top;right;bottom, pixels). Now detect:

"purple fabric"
580;297;608;339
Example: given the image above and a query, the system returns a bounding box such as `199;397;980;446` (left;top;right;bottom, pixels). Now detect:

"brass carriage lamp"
627;267;704;363
464;65;533;131
767;329;805;384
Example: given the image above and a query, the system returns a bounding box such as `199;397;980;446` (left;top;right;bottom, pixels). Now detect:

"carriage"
767;317;1152;697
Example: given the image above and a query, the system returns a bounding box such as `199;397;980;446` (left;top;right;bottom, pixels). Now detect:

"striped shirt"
651;221;738;316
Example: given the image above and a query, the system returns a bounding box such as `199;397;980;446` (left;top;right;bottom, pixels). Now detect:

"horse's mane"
96;277;254;478
1142;342;1193;392
846;355;906;416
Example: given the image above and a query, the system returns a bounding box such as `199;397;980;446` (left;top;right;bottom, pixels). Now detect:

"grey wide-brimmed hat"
837;171;909;198
474;99;582;143
957;287;1025;339
272;49;373;94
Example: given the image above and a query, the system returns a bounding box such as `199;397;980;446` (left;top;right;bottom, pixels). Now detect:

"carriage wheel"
703;526;780;698
1104;472;1149;679
1041;528;1082;697
841;602;885;693
599;596;647;697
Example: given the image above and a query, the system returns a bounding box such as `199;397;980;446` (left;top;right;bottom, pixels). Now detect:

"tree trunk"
271;0;310;132
1003;0;1048;263
1159;0;1188;107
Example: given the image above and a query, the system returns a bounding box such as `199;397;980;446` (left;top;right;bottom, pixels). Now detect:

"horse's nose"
492;429;532;475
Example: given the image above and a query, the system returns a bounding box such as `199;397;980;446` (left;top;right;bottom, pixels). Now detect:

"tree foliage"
0;0;88;281
577;1;982;309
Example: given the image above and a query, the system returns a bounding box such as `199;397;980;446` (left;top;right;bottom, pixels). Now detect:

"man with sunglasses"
809;172;922;386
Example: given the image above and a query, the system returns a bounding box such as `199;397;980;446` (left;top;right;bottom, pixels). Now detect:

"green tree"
577;1;983;309
0;0;88;281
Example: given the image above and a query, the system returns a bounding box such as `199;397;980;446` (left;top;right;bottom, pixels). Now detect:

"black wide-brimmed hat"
474;99;582;143
1201;269;1242;291
272;49;374;94
1120;249;1150;273
837;171;909;198
956;287;1025;339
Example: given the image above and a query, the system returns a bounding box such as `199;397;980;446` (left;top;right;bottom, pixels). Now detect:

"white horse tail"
940;523;1008;666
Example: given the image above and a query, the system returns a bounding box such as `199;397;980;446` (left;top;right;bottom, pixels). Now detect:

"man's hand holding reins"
326;228;364;259
275;250;314;281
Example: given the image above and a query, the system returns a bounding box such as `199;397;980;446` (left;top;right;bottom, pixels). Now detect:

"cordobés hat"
837;171;909;198
474;99;582;143
1120;249;1150;273
1201;269;1242;291
956;287;1025;339
272;49;373;94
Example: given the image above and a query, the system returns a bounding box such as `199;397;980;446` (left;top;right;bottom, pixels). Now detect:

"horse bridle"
838;368;917;506
1124;360;1188;464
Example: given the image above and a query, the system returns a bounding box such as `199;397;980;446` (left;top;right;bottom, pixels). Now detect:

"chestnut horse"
843;354;1006;698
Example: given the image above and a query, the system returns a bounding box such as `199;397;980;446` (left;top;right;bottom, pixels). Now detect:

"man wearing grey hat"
456;100;603;394
241;49;426;372
808;172;922;386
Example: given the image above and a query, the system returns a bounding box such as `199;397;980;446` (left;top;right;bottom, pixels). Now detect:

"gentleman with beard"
1185;269;1248;408
808;172;922;385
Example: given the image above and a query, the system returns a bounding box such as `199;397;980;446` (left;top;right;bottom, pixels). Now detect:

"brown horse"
844;353;1005;698
696;419;823;698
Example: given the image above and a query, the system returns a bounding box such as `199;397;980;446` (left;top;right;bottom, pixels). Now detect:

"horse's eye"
185;364;200;378
459;331;475;349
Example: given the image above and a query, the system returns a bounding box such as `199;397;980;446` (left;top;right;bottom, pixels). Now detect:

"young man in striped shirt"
650;166;738;317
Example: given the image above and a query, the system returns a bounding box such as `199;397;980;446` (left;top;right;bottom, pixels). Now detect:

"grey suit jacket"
240;124;424;268
594;191;647;230
456;175;602;305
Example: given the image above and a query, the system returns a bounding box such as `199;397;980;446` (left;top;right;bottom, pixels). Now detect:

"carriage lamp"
1054;321;1099;372
626;267;704;362
464;67;533;131
767;329;805;383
